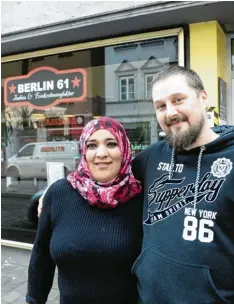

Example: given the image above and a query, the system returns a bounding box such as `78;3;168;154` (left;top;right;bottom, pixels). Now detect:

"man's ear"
200;90;208;108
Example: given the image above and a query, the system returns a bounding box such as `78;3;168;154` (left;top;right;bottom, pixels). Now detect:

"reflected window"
18;144;35;157
145;74;154;99
119;76;135;101
2;31;180;244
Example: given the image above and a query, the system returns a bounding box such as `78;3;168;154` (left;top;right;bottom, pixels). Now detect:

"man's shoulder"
132;140;169;180
135;140;168;159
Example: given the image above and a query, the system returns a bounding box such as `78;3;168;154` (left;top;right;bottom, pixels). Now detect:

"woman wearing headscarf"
26;117;143;304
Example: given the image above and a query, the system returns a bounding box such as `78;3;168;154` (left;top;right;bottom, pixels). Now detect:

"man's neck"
185;127;219;151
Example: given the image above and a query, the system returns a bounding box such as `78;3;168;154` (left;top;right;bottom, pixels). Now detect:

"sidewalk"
1;246;59;303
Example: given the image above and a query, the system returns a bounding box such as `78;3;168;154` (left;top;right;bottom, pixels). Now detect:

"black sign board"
4;66;87;109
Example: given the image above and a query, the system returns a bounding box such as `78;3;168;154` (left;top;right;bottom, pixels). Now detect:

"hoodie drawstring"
193;146;206;210
169;148;175;179
169;146;206;210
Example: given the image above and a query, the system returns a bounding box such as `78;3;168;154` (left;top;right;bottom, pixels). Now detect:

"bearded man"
132;66;234;304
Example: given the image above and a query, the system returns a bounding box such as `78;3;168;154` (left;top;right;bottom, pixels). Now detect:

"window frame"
144;73;155;100
119;75;135;101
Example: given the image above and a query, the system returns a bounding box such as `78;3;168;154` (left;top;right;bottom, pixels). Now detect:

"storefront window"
1;34;179;243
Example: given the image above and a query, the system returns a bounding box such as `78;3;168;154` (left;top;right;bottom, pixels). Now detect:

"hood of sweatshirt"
168;125;234;209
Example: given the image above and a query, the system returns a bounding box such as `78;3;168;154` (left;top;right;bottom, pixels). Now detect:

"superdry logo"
144;172;225;225
211;158;232;178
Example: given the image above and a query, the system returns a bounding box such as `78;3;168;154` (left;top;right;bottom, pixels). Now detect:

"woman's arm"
26;185;56;303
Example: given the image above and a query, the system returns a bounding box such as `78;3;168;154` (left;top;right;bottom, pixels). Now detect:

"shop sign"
4;66;87;109
45;115;84;127
41;146;65;153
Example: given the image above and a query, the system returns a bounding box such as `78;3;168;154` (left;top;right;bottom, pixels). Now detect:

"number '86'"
182;216;214;243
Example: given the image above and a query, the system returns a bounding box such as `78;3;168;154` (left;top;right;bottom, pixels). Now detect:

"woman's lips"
95;162;111;168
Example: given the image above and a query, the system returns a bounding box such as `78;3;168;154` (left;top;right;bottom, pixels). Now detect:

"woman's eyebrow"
86;139;96;143
86;138;117;143
106;138;117;141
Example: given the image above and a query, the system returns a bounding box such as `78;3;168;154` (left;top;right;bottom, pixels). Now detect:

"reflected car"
7;141;80;179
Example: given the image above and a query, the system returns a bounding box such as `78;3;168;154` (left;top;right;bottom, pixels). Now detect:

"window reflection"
1;35;178;243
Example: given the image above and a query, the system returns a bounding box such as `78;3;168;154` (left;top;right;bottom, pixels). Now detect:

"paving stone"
1;276;13;287
2;291;21;302
12;282;27;294
2;246;59;303
47;287;60;300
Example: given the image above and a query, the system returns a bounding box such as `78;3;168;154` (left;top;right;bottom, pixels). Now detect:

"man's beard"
164;114;205;152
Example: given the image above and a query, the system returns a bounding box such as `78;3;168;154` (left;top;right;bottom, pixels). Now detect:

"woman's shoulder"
44;178;74;201
52;177;71;189
46;178;84;212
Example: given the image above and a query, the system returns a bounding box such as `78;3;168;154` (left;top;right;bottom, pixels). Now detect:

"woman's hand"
37;194;44;217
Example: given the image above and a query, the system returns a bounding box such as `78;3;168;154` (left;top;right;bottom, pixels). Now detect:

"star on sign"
71;76;81;88
9;83;16;94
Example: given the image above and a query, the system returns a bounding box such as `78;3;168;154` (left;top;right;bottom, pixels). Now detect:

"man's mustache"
165;114;187;126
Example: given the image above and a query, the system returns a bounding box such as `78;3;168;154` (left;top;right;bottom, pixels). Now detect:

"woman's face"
85;129;122;183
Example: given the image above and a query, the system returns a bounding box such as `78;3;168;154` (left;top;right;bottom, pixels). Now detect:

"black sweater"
27;178;143;304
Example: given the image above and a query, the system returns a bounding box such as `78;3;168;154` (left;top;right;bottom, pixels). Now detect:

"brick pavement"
1;246;59;303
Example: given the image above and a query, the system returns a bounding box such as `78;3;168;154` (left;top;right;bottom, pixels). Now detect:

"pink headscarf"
67;117;142;208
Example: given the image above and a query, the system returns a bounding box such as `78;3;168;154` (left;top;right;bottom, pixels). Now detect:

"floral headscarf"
67;117;142;208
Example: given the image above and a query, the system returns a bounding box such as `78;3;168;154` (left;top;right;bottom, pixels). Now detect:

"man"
132;66;234;304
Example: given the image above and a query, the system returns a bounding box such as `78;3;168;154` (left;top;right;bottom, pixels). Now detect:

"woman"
26;117;143;304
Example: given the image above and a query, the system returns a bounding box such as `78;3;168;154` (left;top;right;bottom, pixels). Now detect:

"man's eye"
157;104;166;111
86;143;97;149
175;97;184;103
107;142;118;148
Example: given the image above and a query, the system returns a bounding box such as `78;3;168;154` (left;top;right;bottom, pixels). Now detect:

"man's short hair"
152;66;205;93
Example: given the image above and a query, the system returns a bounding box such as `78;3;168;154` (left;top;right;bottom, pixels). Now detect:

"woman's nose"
96;145;108;157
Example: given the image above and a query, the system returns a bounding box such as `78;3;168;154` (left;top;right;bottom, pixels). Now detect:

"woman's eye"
107;142;118;148
86;143;97;149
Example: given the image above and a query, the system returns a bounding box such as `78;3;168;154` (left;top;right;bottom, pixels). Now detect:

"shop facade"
1;1;234;246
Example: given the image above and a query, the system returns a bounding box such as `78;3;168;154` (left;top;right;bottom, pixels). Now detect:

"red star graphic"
9;83;16;94
71;76;81;88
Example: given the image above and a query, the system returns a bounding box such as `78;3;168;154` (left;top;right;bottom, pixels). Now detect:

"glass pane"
120;78;127;85
129;92;135;100
121;85;127;93
147;89;152;99
121;93;127;100
147;75;153;84
2;34;179;244
129;84;135;93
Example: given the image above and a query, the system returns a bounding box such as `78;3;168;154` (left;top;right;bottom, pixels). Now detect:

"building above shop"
1;1;234;56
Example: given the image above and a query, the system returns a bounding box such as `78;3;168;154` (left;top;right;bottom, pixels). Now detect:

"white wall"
1;1;151;35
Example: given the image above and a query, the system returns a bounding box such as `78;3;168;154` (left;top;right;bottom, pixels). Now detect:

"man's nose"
166;104;178;118
96;145;108;157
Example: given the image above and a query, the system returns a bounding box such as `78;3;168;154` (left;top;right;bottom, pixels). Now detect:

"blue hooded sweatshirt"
132;125;234;304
